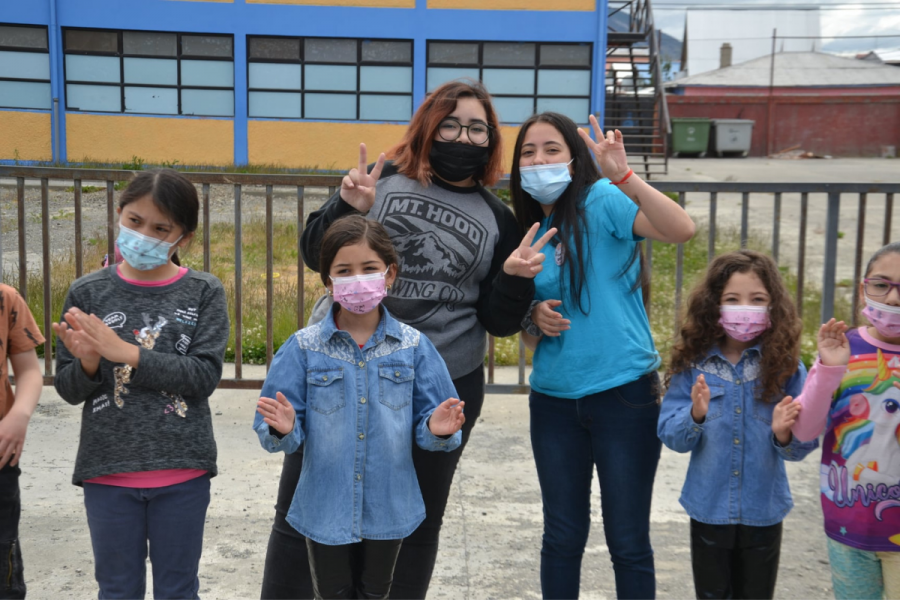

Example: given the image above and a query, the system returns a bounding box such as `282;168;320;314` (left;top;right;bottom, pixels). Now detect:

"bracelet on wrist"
611;169;634;186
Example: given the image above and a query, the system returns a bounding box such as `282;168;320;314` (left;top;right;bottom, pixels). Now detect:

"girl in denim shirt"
658;250;818;599
254;215;465;600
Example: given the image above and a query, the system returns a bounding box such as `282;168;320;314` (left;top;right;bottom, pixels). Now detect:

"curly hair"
665;250;802;402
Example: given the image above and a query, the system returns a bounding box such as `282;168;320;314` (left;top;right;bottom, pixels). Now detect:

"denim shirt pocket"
753;395;776;425
705;384;726;422
378;363;415;410
307;368;346;415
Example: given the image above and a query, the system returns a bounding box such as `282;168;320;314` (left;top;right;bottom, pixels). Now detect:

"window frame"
246;34;414;122
0;23;51;111
62;27;235;117
426;40;593;125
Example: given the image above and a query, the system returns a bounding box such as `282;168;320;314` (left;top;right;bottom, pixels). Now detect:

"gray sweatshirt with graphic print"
54;267;229;485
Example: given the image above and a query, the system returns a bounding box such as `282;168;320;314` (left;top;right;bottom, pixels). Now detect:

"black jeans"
0;464;24;600
690;519;783;599
307;538;403;599
260;365;486;600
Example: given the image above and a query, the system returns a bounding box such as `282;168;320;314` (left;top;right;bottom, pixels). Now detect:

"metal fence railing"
1;166;898;393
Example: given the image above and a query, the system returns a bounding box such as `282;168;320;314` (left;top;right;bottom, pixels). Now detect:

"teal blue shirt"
530;180;660;399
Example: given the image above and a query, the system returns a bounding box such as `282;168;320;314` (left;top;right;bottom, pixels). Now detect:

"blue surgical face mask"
116;225;182;271
519;160;574;205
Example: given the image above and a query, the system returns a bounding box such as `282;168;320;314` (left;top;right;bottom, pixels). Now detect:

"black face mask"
428;141;490;184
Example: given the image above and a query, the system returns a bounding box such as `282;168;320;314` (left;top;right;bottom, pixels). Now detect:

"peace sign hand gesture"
340;143;386;213
577;114;631;183
503;223;558;279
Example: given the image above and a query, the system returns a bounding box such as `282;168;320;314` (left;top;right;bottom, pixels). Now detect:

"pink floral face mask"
329;267;390;315
863;296;900;338
719;305;770;342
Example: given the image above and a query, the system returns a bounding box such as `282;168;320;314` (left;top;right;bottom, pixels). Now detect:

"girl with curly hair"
658;249;818;599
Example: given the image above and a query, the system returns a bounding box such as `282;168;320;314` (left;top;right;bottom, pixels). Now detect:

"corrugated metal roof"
666;52;900;88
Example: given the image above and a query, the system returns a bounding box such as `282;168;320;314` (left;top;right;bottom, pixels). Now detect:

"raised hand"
773;396;801;446
257;392;296;436
577;114;630;183
690;374;710;423
340;143;386;213
532;299;570;337
429;398;466;437
818;318;850;367
503;223;558;278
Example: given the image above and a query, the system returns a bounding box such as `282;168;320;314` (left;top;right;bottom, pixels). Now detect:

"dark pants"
307;538;403;599
530;372;662;600
0;464;24;600
260;365;485;600
690;519;783;600
82;474;211;600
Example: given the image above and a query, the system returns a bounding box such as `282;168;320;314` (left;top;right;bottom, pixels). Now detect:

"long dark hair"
118;169;199;266
510;112;646;313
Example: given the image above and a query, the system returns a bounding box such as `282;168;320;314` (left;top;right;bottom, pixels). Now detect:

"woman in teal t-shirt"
511;112;695;599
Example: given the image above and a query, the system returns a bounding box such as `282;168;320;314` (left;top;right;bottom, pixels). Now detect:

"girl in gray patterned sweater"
53;169;229;600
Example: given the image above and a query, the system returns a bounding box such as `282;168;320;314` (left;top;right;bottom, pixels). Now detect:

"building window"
63;29;234;117
0;24;51;110
426;41;592;125
248;36;413;121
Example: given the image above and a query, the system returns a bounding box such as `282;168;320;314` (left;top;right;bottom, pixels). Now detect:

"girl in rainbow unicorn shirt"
793;241;900;599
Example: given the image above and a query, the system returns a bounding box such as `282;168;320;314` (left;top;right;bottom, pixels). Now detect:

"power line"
654;4;900;10
684;34;900;41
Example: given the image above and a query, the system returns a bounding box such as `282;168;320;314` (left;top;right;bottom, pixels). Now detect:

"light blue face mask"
116;225;183;271
519;160;574;205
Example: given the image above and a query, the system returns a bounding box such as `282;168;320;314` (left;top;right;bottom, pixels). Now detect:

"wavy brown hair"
387;80;503;187
665;250;802;402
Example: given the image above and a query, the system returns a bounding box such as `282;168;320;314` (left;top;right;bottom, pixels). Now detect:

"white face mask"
520;160;574;205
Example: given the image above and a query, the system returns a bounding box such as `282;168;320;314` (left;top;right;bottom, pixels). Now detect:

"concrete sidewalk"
21;365;832;599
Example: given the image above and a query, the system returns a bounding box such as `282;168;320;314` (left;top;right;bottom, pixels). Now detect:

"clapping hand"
257;392;296;436
340;143;386;213
690;374;710;423
503;223;558;278
429;398;466;437
772;396;801;446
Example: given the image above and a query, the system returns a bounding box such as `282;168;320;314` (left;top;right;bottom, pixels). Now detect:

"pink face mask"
863;297;900;338
329;268;390;315
719;305;770;342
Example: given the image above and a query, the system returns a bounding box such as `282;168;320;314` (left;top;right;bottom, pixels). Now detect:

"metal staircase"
605;0;670;179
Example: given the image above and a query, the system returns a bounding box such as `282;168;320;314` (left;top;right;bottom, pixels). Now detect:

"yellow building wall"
248;121;409;169
0;112;52;161
247;0;414;6
428;0;593;10
66;114;234;166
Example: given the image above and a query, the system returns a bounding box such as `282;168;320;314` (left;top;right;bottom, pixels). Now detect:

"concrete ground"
22;365;832;600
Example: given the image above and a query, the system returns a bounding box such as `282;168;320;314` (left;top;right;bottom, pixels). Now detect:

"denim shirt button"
355;473;361;481
734;438;740;445
358;433;365;440
733;470;740;476
735;379;742;385
358;361;365;368
693;426;699;432
360;397;367;404
735;407;742;414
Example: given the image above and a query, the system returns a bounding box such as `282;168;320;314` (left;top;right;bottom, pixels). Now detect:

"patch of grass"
7;219;851;370
64;185;104;194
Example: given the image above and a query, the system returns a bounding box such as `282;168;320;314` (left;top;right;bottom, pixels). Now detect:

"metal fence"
1;166;898;393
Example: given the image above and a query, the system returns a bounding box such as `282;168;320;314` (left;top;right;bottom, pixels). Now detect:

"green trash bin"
671;117;711;157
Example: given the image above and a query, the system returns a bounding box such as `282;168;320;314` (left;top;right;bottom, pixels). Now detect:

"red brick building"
665;52;900;157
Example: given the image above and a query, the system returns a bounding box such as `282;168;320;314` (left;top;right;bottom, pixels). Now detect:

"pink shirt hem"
85;469;207;488
116;265;188;287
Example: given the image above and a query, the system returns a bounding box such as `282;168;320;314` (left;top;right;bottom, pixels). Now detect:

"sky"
653;1;900;55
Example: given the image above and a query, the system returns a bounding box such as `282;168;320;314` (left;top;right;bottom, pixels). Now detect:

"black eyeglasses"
864;278;900;298
437;118;491;146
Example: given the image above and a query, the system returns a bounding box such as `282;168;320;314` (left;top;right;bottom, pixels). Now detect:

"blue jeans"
530;372;661;600
83;474;211;600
